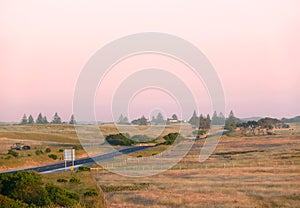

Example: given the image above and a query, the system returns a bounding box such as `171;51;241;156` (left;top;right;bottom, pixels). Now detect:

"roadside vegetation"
0;170;104;208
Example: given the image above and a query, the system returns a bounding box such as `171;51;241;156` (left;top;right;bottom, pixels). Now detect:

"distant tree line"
188;110;211;130
20;113;76;125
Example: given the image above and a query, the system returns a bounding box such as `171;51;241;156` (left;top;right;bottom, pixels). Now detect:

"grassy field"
92;123;300;207
1;123;300;207
0;124;185;171
42;170;106;207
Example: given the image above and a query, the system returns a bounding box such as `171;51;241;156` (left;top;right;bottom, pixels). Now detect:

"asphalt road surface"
2;145;151;174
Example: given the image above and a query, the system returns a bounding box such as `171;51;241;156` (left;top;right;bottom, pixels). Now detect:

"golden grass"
91;123;300;207
42;171;105;208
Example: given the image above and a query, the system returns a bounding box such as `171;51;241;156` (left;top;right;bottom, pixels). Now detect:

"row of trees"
20;113;75;125
188;110;212;130
118;113;180;125
189;110;241;130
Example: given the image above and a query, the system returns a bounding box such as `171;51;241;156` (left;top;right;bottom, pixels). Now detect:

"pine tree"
69;114;76;124
28;115;34;124
42;116;48;124
156;112;165;124
21;114;28;125
189;110;199;126
36;113;43;124
229;110;234;118
140;115;147;125
52;112;62;124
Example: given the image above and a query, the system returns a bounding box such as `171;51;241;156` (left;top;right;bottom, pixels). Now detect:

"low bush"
78;166;90;172
163;132;182;145
0;194;29;208
58;149;64;152
105;133;135;146
8;150;18;158
46;184;79;207
57;178;68;183
45;148;51;153
48;154;58;160
84;189;99;197
69;177;81;184
35;149;43;155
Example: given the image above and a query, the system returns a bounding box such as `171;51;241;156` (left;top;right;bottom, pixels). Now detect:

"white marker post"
64;149;75;171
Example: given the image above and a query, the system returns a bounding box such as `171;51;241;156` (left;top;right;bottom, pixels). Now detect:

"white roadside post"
63;149;75;171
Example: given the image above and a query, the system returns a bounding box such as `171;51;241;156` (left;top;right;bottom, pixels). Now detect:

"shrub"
58;149;64;152
72;145;82;150
0;171;51;206
27;154;31;157
48;154;57;160
105;133;135;146
46;184;79;206
84;189;99;197
8;150;18;158
0;194;29;208
163;132;181;145
45;148;51;153
78;166;90;172
35;149;43;155
4;156;12;160
137;155;143;158
69;177;81;184
57;178;68;183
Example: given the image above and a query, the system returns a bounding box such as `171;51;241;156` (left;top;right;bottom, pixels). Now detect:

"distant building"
167;118;180;124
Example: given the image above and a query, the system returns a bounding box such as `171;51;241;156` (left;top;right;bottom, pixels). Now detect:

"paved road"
2;130;229;174
2;145;151;174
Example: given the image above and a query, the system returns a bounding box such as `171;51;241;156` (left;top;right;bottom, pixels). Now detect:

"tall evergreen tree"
28;115;34;124
69;114;76;124
52;112;62;124
155;112;165;124
36;113;43;124
21;114;28;125
117;114;129;124
42;116;48;124
229;110;234;118
140;115;147;125
189;110;199;126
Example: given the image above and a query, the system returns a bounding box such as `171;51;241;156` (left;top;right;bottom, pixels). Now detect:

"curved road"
2;146;151;174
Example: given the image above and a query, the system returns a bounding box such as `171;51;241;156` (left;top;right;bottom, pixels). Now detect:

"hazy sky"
0;0;299;122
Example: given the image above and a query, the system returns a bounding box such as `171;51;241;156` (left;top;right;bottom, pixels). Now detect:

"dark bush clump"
46;184;79;206
105;133;135;146
35;149;43;155
69;177;81;184
45;147;51;153
84;189;99;197
78;166;90;172
57;178;68;183
48;154;58;160
8;150;19;158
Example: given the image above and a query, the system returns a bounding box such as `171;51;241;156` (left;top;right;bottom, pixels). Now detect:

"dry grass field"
92;123;300;207
0;124;185;171
1;123;300;207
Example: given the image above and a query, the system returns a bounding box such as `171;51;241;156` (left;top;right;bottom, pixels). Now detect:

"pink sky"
0;0;299;122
